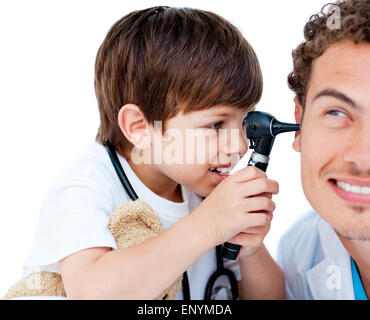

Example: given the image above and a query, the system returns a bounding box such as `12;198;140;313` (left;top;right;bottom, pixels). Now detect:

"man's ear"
118;104;151;149
292;96;303;153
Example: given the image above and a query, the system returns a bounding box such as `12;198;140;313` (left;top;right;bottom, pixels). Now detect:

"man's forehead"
307;40;370;108
311;41;370;80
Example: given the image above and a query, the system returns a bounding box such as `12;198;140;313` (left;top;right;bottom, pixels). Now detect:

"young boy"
23;6;285;299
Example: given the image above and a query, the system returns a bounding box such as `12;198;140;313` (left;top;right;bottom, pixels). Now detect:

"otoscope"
221;111;300;260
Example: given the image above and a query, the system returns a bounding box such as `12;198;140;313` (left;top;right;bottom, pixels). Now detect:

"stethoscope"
104;139;238;300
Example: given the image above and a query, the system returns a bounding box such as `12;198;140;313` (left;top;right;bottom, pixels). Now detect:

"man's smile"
329;178;370;205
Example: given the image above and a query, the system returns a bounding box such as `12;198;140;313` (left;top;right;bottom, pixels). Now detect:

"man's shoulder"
277;211;325;299
278;211;323;272
281;211;321;246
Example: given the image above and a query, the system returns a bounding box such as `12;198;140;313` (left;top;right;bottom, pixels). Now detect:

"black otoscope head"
245;111;300;156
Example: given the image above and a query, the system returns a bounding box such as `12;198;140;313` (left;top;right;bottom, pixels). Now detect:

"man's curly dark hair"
288;0;370;107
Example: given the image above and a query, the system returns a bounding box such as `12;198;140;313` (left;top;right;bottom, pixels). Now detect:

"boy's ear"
118;104;151;149
292;96;303;153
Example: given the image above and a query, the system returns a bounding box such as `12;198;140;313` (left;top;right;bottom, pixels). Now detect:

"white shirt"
277;211;355;300
23;139;241;300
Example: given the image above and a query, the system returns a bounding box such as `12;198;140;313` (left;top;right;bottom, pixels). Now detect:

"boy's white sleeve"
23;178;118;274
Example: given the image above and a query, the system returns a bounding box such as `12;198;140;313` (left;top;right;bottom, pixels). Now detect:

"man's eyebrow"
313;89;358;109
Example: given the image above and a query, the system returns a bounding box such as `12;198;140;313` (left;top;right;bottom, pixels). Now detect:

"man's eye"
326;109;347;118
207;121;224;130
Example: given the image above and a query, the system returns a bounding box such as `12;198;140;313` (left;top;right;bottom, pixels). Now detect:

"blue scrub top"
351;258;368;300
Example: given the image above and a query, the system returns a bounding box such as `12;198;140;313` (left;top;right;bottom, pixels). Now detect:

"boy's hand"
193;166;278;258
227;209;272;259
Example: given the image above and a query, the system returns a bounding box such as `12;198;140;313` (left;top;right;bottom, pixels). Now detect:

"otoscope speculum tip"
271;119;300;136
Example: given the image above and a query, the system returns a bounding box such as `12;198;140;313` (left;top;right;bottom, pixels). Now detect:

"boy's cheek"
164;163;206;183
204;140;222;165
175;162;230;196
161;129;221;166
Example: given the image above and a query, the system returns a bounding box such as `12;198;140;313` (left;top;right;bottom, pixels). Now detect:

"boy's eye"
207;121;224;130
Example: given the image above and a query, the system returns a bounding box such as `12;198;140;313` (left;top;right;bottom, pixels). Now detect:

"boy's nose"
223;127;249;156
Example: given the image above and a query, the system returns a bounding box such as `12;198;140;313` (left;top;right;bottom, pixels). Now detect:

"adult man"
278;0;370;299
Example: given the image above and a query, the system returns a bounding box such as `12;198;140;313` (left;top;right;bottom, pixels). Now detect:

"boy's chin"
184;171;224;198
192;185;214;198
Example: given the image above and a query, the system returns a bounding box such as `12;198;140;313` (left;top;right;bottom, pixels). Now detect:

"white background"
0;0;325;297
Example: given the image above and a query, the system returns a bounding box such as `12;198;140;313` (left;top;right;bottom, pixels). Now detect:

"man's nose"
343;124;370;172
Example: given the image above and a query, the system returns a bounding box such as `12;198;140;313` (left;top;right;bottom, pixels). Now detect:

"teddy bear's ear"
108;199;183;300
3;271;66;300
108;199;164;248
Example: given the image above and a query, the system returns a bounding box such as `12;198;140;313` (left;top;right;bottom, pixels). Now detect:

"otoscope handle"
247;152;269;172
222;243;242;260
221;152;270;260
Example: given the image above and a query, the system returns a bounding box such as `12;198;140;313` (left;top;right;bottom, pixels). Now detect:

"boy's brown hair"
94;6;262;159
288;0;370;108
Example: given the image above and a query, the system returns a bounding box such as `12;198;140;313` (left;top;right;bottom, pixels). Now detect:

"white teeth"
217;168;230;175
209;167;230;175
336;181;370;194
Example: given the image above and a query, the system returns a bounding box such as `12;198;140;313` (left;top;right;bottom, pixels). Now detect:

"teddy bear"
3;199;183;300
